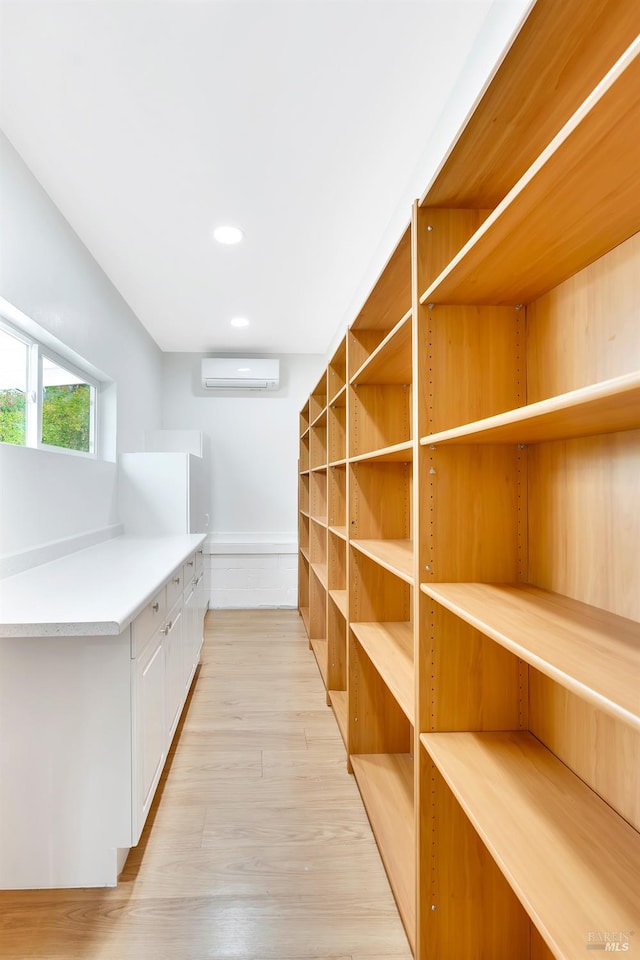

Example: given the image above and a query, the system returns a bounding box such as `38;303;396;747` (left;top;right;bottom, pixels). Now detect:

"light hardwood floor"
0;609;412;960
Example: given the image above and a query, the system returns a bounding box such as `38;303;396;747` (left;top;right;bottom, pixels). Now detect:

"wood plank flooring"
0;609;412;960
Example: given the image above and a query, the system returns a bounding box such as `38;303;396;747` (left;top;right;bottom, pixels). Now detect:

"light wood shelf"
309;371;328;425
329;383;347;408
349;383;411;458
300;401;310;436
328;400;346;464
421;0;640;209
347;224;412;380
351;753;415;950
351;311;412;386
422;730;640;959
329;688;348;746
351;622;414;723
299;545;310;563
329;589;347;620
420;371;640;446
310;636;329;685
311;563;328;591
297;8;640;956
350;440;413;464
351;539;413;584
328;338;347;403
299;434;309;473
328;525;347;541
421;37;640;307
299;606;310;633
422;582;640;730
328;463;346;528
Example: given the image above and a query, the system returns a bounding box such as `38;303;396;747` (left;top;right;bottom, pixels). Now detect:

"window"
0;326;28;446
0;320;97;456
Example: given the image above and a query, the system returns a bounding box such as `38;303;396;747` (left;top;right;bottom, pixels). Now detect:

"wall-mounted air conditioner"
201;358;279;391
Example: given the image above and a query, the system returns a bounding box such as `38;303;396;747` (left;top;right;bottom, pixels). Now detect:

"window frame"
0;317;99;459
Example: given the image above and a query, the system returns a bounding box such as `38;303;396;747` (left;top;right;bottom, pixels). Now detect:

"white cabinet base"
0;544;207;889
0;632;132;888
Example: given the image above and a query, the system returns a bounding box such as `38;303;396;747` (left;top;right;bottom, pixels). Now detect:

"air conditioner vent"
201;358;279;391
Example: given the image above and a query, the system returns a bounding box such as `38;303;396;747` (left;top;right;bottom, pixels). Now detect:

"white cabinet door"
183;582;199;689
133;632;166;843
197;563;208;645
164;604;185;744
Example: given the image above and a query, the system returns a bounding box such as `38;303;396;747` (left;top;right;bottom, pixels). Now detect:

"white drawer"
183;553;197;592
195;546;205;576
166;567;183;610
131;586;166;658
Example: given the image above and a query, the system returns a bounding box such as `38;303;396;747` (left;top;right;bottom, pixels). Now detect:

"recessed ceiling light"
230;317;249;328
237;367;251;372
213;225;244;245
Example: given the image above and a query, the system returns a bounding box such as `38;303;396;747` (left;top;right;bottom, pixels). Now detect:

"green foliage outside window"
42;384;91;452
0;384;91;451
0;389;26;445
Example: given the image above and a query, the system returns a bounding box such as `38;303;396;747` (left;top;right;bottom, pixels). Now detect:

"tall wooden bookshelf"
297;2;640;955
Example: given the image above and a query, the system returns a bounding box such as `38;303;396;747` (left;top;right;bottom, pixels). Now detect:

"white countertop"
0;534;206;638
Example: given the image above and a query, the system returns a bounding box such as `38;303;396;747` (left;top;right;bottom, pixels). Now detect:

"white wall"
0;133;163;560
161;352;323;607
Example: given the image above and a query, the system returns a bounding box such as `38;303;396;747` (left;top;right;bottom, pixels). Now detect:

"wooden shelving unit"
350;621;414;723
351;753;415;951
350;539;413;584
421;731;640;959
420;371;640;446
298;339;349;714
298;3;640;954
421;583;640;729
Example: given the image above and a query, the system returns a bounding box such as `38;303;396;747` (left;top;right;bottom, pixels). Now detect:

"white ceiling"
0;0;530;356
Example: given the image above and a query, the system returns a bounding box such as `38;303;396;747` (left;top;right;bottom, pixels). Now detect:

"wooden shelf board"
351;621;414;723
309;514;328;526
421;0;640;208
328;525;347;541
300;426;310;440
420;39;640;306
310;408;327;428
420;372;640;446
351;540;414;584
422;730;640;959
351;224;412;332
351;753;415;949
299;509;310;518
299;545;310;563
329;589;348;620
328;688;348;747
299;469;310;477
350;440;413;464
328;458;347;468
350;311;412;386
328;383;347;408
299;606;310;635
422;582;640;730
310;464;327;474
310;637;329;686
311;563;328;591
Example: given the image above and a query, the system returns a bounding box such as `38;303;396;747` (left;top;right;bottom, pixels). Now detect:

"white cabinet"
131;557;203;845
164;600;185;744
133;630;166;843
0;534;206;889
183;548;206;688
